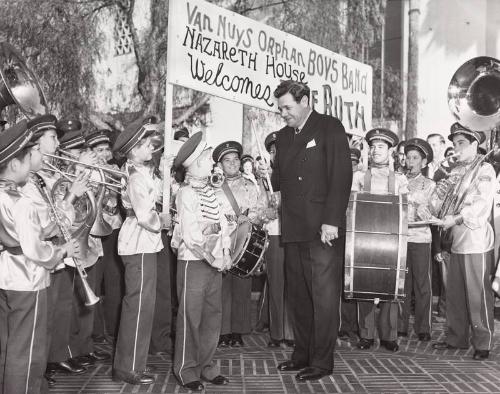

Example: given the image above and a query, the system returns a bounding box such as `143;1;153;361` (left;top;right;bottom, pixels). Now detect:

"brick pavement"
48;310;500;394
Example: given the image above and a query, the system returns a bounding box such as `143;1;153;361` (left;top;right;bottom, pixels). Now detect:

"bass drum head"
231;221;252;264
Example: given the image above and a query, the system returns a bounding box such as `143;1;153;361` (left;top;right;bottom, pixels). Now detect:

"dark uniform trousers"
113;253;157;373
0;289;48;394
46;270;63;356
101;229;124;339
399;242;432;335
447;251;495;350
69;264;97;357
221;274;252;335
340;299;358;333
358;302;398;342
285;238;343;371
149;231;174;354
48;267;75;362
93;257;105;338
174;260;221;385
266;235;294;341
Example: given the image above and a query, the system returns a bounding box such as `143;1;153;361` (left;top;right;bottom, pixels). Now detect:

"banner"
166;0;373;134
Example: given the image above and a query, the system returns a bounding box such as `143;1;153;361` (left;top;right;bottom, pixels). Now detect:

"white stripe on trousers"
132;254;145;371
481;253;493;349
427;244;432;332
25;290;39;394
178;261;190;385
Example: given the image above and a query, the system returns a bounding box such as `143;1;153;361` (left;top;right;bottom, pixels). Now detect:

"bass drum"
229;221;269;278
344;191;408;302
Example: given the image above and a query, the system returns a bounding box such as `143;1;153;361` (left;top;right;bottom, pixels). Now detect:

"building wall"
417;0;500;138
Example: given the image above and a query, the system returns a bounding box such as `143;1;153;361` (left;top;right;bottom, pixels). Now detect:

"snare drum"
229;221;269;278
344;191;408;302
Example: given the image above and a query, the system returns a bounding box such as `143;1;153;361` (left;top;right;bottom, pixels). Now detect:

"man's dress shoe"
277;360;308;371
44;374;56;388
296;367;332;381
112;369;155;385
268;338;281;348
218;334;231;348
230;333;244;347
47;360;86;374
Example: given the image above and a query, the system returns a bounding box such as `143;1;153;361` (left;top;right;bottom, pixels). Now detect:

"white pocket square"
306;139;316;148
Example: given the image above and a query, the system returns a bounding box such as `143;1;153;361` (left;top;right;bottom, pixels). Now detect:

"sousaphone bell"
0;42;48;118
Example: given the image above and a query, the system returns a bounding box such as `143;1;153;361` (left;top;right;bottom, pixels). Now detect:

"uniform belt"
3;246;23;255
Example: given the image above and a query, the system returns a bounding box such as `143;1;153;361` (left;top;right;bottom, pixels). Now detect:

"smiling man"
271;80;352;381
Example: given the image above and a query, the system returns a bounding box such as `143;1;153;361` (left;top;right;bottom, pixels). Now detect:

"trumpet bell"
448;56;500;131
0;42;48;118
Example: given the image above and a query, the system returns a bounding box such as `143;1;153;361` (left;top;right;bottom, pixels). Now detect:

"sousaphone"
0;42;48;118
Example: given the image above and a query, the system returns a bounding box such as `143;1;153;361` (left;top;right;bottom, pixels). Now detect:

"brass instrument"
0;42;48;118
33;173;99;306
431;56;500;219
90;169;113;237
210;167;225;188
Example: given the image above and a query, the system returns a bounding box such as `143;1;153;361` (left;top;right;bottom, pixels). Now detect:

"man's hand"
63;238;81;259
256;160;271;178
320;224;338;246
440;215;455;230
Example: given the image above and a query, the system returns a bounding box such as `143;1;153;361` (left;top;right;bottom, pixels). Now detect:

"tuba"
431;56;500;219
0;42;48;118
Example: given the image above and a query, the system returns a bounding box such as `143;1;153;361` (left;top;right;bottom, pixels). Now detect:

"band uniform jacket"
271;110;352;243
118;161;163;255
0;179;68;291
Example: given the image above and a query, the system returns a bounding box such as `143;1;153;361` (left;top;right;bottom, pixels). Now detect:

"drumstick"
248;116;274;194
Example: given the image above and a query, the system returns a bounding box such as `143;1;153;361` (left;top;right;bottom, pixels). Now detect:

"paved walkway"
49;310;500;394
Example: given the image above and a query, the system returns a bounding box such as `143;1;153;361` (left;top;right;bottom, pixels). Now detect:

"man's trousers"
285;238;343;371
113;253;157;373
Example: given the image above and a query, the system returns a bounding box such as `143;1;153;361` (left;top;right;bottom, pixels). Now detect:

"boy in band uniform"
352;128;408;352
212;141;271;348
432;123;496;360
86;130;124;341
171;132;232;392
398;138;435;341
112;117;170;385
0;121;81;394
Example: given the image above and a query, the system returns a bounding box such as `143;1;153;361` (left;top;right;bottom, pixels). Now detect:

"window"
114;6;133;56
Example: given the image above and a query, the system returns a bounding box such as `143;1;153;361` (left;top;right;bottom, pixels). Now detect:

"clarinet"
33;173;99;306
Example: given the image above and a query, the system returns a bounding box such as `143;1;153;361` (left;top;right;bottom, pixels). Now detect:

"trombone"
43;148;127;191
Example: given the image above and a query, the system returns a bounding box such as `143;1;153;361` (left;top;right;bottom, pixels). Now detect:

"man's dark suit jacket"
271;110;353;243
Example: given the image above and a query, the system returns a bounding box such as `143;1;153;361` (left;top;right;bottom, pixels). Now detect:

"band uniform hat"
264;132;277;153
86;130;111;148
113;116;159;155
212;141;243;162
0;120;36;164
404;138;433;163
27;114;60;140
57;117;82;134
365;128;399;148
59;129;86;150
174;127;190;141
448;122;486;144
350;148;361;163
173;132;209;168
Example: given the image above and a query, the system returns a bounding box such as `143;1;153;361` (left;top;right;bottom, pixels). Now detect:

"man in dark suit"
271;80;352;381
